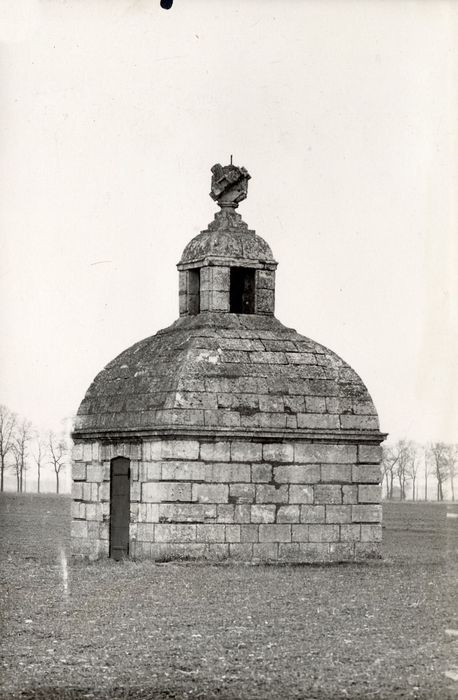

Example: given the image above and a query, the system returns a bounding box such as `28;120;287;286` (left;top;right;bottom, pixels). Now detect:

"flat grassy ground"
0;495;457;700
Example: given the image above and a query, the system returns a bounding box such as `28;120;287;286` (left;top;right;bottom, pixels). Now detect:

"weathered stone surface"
217;504;235;523
72;444;84;462
71;501;86;519
159;503;216;523
325;505;351;524
276;505;300;523
143;441;163;461
289;485;314;504
358;445;382;463
340;524;361;541
150;543;207;560
304;397;326;413
251;464;273;482
256;484;288;504
297;543;330;562
154;524;196;543
231;441;262;462
278;543;301;560
192;483;228;503
297;414;340;430
72;481;83;500
131;482;140;502
82;483;98;501
161;461;206;481
230;483;255;503
294;444;357;464
358;484;382;503
234;504;251;523
142;482;191;503
256;289;275;314
137;523;155;541
251;504;276;523
86;503;102;521
208;463;251;483
162;440;199;460
256;270;275;290
300;505;325;523
291;525;309;542
314;485;342;505
342;485;358;504
240;525;259;542
329;542;355;561
263;443;294;462
361;524;382;542
352;505;382;523
229;543;253;560
340;415;379;430
225;525;241;542
200;441;231;461
139;462;162;481
274;465;319;484
308;524;339;542
352;465;381;483
196;524;225;543
354;542;382;559
258;524;291;542
71;520;87;538
72;463;86;481
321;464;352;483
253;543;278;560
138;503;159;522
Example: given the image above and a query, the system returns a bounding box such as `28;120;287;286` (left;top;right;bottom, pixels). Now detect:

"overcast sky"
1;0;457;462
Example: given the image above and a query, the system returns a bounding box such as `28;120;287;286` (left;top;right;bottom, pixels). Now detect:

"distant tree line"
0;404;70;494
382;440;457;501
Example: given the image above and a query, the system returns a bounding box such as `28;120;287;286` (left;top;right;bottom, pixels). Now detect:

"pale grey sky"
1;0;457;457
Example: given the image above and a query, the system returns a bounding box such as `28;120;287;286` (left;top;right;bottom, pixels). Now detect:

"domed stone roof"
179;210;275;267
73;161;382;442
74;313;380;439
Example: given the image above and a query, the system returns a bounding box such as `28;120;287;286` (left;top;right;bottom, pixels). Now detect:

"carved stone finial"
210;163;251;209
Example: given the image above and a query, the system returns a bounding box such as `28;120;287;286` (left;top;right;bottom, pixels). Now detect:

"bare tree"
48;432;68;494
382;445;399;499
423;444;432;501
446;444;457;502
401;441;419;501
11;419;32;493
33;434;46;494
428;442;449;501
0;405;16;491
396;440;410;500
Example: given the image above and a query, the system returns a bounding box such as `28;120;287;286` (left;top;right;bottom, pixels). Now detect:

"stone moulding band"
176;258;278;271
71;426;387;443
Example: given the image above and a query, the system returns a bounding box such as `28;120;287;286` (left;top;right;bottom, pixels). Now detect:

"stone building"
71;162;385;562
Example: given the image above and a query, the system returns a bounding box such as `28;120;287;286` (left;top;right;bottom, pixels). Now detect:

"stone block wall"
71;438;382;563
178;266;275;317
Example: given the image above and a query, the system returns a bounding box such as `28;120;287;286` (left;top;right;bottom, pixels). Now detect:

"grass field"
0;494;457;700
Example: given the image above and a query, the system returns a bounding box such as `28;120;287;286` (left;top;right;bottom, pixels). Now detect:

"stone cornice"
72;425;387;445
177;256;277;271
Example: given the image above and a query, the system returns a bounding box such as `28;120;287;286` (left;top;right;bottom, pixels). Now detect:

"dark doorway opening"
230;267;255;314
188;269;200;315
109;456;130;560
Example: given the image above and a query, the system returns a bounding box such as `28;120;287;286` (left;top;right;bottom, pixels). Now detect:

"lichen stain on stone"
195;348;222;364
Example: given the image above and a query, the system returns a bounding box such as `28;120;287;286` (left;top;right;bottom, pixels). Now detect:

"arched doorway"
109;456;130;560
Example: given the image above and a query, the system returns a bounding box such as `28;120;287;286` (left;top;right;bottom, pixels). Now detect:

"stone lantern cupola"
71;161;386;564
177;163;277;317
